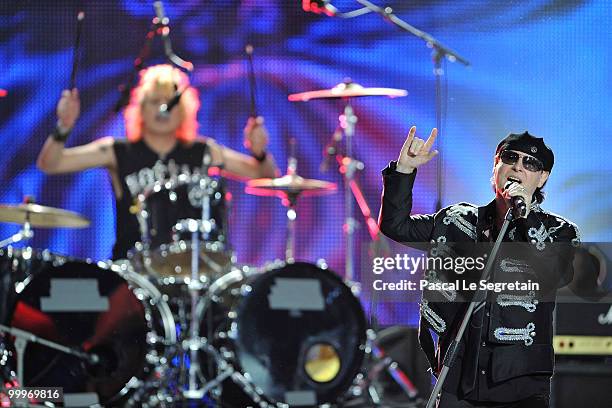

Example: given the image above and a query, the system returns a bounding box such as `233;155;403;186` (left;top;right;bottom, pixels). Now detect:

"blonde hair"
124;64;200;143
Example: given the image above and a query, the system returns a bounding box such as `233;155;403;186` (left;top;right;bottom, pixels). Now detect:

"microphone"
504;180;527;218
158;89;183;118
302;0;338;16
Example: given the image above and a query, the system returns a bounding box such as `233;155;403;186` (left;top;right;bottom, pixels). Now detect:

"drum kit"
0;82;419;407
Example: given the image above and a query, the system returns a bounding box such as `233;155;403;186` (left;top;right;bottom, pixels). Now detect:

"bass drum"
208;262;367;407
0;247;176;407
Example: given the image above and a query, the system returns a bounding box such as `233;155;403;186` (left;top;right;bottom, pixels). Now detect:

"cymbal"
246;174;337;198
288;81;407;102
0;203;90;228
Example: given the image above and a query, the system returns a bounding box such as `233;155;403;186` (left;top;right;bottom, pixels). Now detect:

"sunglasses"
499;150;544;172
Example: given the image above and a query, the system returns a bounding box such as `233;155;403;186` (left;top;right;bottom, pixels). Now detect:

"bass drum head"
234;262;366;406
1;248;175;407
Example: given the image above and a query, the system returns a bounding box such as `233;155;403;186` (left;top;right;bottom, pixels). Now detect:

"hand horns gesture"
396;126;438;174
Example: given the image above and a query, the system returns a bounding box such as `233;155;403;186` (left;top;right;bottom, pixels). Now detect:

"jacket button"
481;341;486;347
481;370;486;375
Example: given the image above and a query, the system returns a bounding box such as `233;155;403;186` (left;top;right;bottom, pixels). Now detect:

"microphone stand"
425;208;513;408
153;1;194;72
353;0;470;211
114;1;192;112
114;16;157;112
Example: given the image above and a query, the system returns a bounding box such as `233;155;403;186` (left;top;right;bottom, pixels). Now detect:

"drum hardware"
130;170;232;286
133;171;232;401
246;141;336;262
124;163;240;403
288;79;407;282
0;202;90;230
343;329;422;408
0;221;33;250
287;81;407;101
0;202;90;248
345;330;385;406
181;171;227;400
0;324;100;386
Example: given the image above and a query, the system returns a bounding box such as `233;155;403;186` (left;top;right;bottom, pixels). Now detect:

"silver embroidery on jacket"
494;322;536;346
528;225;549;251
443;205;477;240
425;270;457;301
430;236;451;258
508;227;517;241
497;291;538;312
499;258;534;275
421;300;447;333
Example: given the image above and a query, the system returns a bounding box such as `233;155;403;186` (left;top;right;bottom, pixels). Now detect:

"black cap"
496;131;554;171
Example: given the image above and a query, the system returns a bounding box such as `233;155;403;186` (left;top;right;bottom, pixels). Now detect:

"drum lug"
316;258;329;270
146;332;166;346
240;284;253;296
145;351;160;364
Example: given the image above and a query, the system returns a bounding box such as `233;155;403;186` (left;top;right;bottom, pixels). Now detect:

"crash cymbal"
288;80;407;102
0;203;90;228
246;174;337;198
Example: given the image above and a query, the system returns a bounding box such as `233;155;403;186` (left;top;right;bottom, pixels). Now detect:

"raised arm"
208;116;278;180
36;89;116;174
378;126;438;243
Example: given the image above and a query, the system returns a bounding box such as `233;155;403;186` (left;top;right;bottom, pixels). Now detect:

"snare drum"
205;262;367;407
0;247;176;407
130;174;232;285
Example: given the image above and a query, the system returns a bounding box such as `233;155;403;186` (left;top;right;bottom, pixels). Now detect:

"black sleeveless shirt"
112;138;210;260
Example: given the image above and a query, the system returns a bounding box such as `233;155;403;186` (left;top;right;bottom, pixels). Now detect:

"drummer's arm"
207;139;278;180
207;116;279;180
37;136;117;174
36;88;117;174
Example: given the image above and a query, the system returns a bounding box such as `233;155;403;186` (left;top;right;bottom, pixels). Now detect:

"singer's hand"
505;182;531;218
57;89;80;131
244;116;268;157
396;126;438;174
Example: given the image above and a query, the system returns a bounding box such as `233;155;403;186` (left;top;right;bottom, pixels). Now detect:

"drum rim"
127;241;235;284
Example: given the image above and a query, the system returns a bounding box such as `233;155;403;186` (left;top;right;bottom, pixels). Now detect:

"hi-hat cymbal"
288;81;407;102
246;174;337;198
0;203;90;228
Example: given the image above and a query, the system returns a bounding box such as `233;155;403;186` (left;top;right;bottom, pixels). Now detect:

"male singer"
379;128;580;407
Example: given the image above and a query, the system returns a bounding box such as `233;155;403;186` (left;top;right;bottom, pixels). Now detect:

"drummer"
37;64;278;260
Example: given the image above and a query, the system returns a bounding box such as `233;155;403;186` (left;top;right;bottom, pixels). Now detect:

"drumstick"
69;11;85;90
245;44;258;118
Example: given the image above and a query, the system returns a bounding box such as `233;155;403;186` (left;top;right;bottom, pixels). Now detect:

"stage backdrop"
1;1;611;326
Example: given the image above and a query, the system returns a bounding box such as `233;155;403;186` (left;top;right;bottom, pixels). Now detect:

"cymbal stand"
347;330;419;406
180;174;213;399
0;220;33;249
0;324;99;386
339;99;360;282
284;142;299;262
